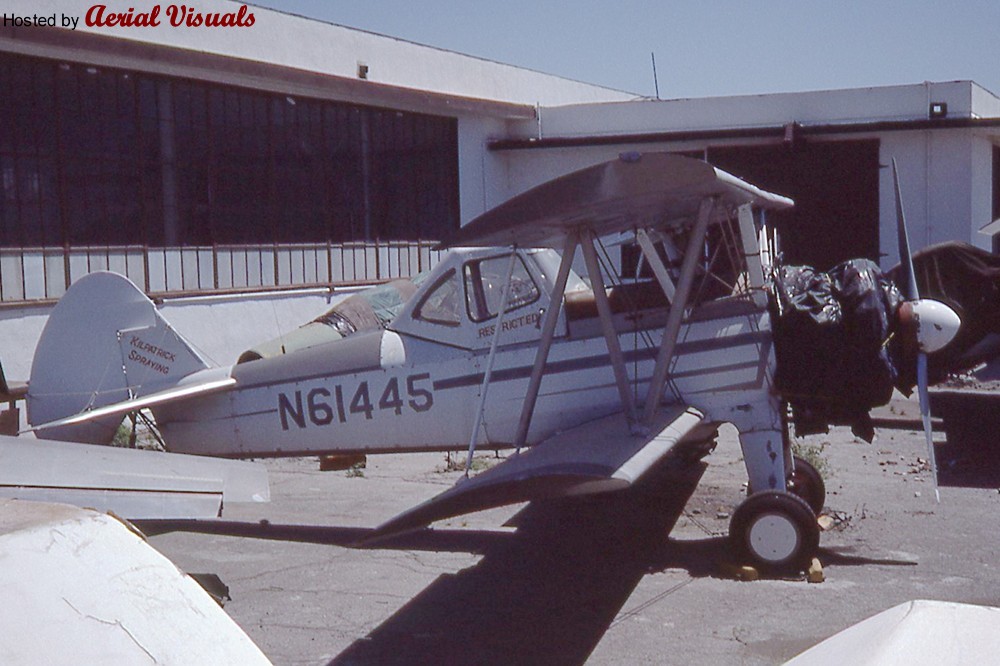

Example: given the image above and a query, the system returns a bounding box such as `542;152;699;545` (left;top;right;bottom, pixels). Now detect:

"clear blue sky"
248;1;1000;99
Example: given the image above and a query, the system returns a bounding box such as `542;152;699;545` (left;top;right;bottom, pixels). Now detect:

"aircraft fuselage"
154;248;776;459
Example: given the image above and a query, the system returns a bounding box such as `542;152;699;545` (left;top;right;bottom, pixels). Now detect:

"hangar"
2;0;1000;373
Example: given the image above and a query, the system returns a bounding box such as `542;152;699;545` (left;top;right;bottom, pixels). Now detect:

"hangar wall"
878;130;998;264
457;115;510;222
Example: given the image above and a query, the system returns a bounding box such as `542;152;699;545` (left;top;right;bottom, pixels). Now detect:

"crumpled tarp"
236;278;419;363
772;258;904;441
314;279;418;335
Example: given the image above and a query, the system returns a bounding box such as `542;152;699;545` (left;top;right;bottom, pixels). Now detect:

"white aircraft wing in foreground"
0;499;271;664
785;599;1000;665
0;434;268;519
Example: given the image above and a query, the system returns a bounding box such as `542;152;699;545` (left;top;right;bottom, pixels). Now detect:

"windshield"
530;248;588;294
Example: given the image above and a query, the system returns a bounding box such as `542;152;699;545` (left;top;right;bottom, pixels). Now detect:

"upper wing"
366;405;711;541
440;152;793;249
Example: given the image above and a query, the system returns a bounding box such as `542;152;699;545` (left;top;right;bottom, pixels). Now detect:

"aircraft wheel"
788;455;825;515
729;491;819;572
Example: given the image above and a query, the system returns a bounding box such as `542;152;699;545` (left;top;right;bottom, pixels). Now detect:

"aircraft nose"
910;298;961;353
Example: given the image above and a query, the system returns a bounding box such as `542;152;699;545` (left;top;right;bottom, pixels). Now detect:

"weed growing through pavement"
792;439;832;479
112;415;164;450
439;451;500;473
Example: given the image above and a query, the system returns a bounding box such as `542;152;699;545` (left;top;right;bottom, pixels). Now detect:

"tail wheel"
729;491;819;572
788;455;826;515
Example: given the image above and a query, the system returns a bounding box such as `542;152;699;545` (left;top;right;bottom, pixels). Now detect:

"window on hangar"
0;51;460;248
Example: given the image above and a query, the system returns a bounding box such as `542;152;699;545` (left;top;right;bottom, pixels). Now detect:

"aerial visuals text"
2;5;256;30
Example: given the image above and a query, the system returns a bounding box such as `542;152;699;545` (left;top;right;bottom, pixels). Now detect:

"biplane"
24;153;960;570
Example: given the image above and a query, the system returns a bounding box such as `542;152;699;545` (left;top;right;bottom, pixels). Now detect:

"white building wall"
456;115;510;222
972;84;1000;118
971;135;996;240
880;129;993;264
515;81;980;141
926;132;975;249
0;306;49;383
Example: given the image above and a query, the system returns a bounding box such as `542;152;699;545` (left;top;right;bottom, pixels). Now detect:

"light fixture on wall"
783;121;802;151
357;62;369;80
929;102;948;119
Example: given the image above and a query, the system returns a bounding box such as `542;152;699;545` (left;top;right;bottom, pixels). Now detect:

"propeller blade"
894;159;948;503
916;351;940;503
892;158;920;300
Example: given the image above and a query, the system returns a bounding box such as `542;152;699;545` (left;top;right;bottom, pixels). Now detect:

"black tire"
746;455;826;515
729;491;819;572
788;455;825;515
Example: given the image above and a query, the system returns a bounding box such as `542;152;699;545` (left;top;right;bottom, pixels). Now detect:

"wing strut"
635;229;676;304
642;197;715;425
466;250;518;474
580;229;641;431
513;233;579;451
736;203;768;307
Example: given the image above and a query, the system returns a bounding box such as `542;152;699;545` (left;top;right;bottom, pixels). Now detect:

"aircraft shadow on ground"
138;454;931;665
141;457;716;666
330;458;709;666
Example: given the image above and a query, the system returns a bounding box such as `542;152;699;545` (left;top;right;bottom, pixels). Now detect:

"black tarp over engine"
771;259;904;441
772;242;1000;440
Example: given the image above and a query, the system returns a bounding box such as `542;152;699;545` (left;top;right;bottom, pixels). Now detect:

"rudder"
28;272;210;444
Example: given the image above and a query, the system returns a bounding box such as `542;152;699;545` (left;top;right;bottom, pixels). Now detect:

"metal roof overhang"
0;25;536;120
489;116;1000;151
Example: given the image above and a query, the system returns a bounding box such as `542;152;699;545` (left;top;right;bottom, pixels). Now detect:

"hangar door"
708;139;880;271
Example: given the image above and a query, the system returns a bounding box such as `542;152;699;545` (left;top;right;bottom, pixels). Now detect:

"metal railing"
0;240;444;303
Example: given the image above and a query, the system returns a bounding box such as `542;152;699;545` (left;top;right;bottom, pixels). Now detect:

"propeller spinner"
903;299;961;354
892;158;961;501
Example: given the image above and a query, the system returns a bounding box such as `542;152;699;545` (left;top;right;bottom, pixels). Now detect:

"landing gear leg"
780;402;826;515
745;456;826;516
731;403;820;571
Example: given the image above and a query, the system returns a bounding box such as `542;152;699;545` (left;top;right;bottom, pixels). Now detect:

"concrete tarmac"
145;403;1000;665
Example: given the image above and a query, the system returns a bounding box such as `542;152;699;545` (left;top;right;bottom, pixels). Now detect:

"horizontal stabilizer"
0;434;268;519
24;369;235;434
367;406;706;541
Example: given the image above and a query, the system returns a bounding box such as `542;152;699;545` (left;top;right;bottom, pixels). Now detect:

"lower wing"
367;405;711;541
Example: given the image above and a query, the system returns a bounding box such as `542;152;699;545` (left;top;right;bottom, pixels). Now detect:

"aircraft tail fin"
28;272;212;444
